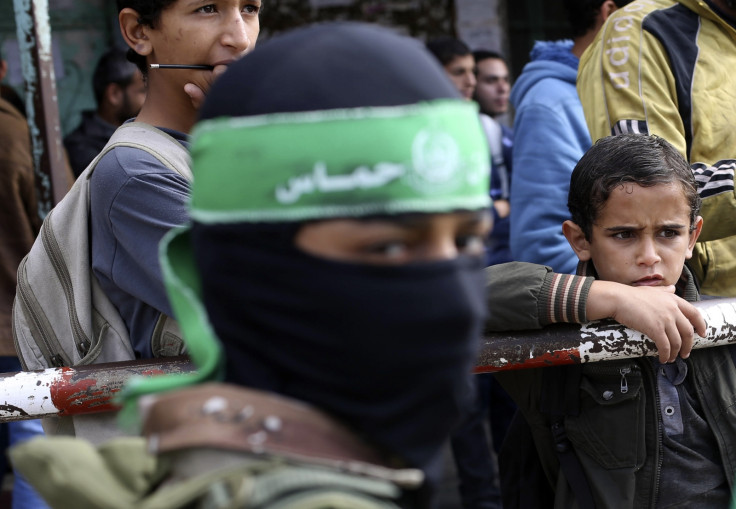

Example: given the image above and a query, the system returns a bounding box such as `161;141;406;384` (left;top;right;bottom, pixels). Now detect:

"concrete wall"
1;0;119;136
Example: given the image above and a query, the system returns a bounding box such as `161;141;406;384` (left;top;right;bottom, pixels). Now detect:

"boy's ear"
685;216;704;259
562;220;592;261
105;83;123;108
119;8;152;57
600;0;619;22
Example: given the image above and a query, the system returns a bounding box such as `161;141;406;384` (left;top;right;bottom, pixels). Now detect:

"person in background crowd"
91;0;260;362
426;35;505;509
0;54;25;117
471;46;517;489
472;49;514;266
509;0;630;275
64;47;146;178
426;36;477;100
425;38;511;267
29;0;260;444
0;47;50;509
578;0;736;297
472;50;511;121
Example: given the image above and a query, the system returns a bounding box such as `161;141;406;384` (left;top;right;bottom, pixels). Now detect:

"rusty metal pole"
13;0;69;216
0;357;195;423
2;300;735;422
476;297;736;373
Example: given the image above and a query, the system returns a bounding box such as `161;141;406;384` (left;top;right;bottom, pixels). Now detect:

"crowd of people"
1;0;736;507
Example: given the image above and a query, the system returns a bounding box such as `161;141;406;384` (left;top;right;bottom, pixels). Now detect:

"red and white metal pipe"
1;299;734;423
0;356;194;422
476;297;736;373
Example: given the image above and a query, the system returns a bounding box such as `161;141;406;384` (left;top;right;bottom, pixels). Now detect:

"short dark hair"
92;47;139;104
116;0;178;74
563;0;634;38
568;134;701;240
472;49;506;66
425;37;472;67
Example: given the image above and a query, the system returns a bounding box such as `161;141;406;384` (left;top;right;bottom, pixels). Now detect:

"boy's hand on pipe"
586;282;706;363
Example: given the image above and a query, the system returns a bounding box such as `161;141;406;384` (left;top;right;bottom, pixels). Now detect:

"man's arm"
509;97;587;275
577;4;685;151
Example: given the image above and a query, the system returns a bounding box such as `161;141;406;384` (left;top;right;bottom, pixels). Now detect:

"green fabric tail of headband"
116;227;224;431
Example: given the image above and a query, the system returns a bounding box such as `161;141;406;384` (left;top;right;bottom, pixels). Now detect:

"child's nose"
221;12;252;53
637;238;661;265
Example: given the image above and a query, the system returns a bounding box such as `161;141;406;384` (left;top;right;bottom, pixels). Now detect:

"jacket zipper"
620;366;631;394
41;211;91;359
644;359;663;506
15;258;66;368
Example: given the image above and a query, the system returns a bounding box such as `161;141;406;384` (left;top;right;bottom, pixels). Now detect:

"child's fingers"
675;312;696;360
678;299;707;338
659;322;679;363
184;65;229;110
184;83;206;109
645;290;704;361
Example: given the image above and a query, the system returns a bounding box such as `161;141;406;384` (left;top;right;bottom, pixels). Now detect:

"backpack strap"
86;121;193;182
540;366;596;509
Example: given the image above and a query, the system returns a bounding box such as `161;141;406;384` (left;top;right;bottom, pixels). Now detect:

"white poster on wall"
454;0;503;51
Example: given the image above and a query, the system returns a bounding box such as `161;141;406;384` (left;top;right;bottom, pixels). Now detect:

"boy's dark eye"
659;229;680;238
612;231;632;239
197;4;217;13
243;4;260;14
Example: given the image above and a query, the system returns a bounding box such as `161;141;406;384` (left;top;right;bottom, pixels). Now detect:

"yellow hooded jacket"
578;0;736;296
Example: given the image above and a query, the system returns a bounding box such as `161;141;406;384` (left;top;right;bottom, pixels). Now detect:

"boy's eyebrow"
601;222;688;231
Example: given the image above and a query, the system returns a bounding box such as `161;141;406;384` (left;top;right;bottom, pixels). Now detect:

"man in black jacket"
63;47;146;178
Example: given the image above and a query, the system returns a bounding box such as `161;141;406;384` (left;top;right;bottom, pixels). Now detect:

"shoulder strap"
541;366;596;509
86;122;193;182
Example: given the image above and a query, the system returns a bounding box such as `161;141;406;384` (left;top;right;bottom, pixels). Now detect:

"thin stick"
149;64;214;70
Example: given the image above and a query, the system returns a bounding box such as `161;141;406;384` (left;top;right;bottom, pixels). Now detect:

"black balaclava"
192;22;488;507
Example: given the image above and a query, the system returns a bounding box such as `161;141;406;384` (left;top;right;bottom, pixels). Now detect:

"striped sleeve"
539;272;594;326
611;119;649;136
693;160;736;199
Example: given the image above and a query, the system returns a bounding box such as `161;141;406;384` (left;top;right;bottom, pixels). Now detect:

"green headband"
190;99;491;223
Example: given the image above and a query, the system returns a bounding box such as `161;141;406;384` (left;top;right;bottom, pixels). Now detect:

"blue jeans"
0;357;50;509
